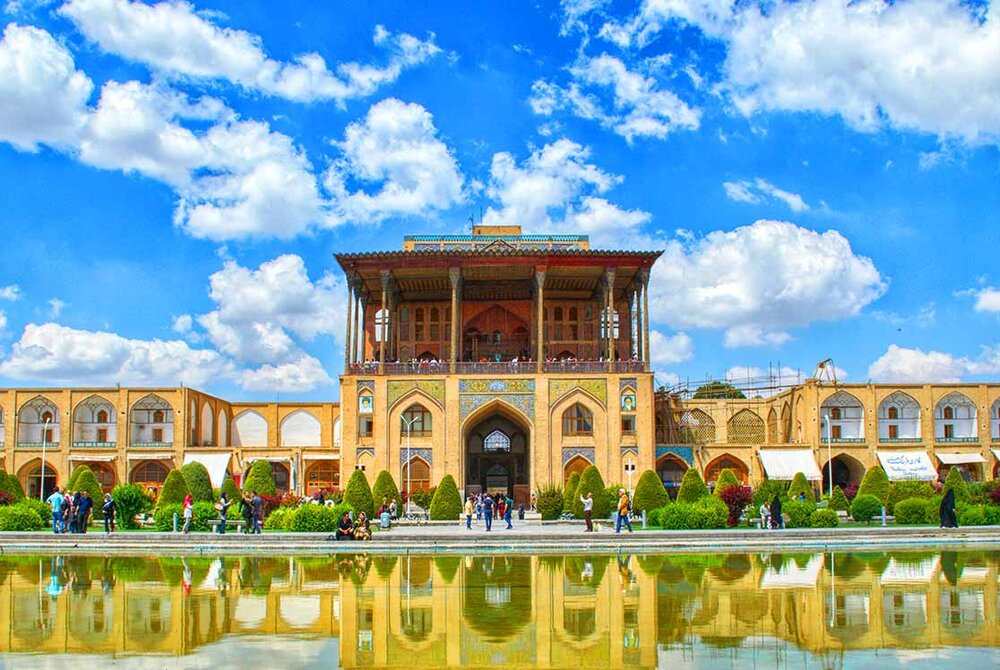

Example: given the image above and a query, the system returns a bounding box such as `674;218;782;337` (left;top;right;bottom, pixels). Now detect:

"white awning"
69;454;116;462
127;453;175;461
877;450;937;481
183;452;231;488
757;449;822;481
880;556;939;585
244;455;292;463
761;555;824;589
936;452;986;465
302;454;339;461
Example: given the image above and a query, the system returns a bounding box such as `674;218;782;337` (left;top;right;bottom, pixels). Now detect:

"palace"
2;225;1000;500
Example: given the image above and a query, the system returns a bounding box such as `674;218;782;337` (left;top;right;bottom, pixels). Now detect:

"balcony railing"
130;441;173;449
16;442;59;449
72;441;116;448
348;360;649;375
935;436;979;444
826;437;866;444
879;437;923;444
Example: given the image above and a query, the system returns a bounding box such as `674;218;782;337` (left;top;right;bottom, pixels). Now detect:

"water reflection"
0;550;997;667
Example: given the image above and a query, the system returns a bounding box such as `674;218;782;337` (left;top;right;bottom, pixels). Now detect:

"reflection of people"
939;489;958;528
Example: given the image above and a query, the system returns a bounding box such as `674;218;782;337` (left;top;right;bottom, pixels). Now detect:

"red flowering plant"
843;484;859;501
720;486;754;527
0;491;13;506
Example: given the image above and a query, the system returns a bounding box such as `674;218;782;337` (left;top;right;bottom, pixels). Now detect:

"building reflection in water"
0;550;997;667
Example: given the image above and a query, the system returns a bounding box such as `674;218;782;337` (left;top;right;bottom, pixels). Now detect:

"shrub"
564;472;582;508
242;460;277;496
71;467;105;517
676;468;709;503
605;484;625;515
894;497;931;525
289;504;341;532
429;475;462;520
220;476;242;503
157;470;189;507
371;470;403;515
784;500;817;528
153;501;234;532
661;503;693;529
153;504;184;531
15;498;51;527
181;462;214;502
0;505;45;531
344;469;375;519
984;504;1000;526
720;486;753;526
264;506;294;530
0;471;25;501
713;468;740;497
887;481;935;513
752;479;788;509
690;497;728;529
942;467;969;503
648;504;668;528
535;484;564;520
809;508;839;528
850;494;883;524
410;487;435;510
633;470;669;514
787;472;815;502
829;486;850;512
857;466;890;503
0;491;13;506
571;466;610;519
958;505;987;526
112;484;152;529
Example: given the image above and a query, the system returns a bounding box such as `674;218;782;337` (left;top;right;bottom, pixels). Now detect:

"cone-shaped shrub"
429;475;462;520
242;460;277;496
535;484;564;520
220;476;241;503
564;471;581;509
633;469;669;513
677;468;709;503
344;469;374;519
713;468;740;497
571;466;610;519
0;470;25;501
66;464;86;491
857;466;890;503
942;467;969;502
181;461;214;502
71;466;104;513
829;485;850;511
157;470;189;507
787;472;815;502
372;470;403;514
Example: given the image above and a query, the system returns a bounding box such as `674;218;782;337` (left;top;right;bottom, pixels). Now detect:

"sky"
0;0;998;401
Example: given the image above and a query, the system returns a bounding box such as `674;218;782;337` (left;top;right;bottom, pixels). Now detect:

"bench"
209;518;248;533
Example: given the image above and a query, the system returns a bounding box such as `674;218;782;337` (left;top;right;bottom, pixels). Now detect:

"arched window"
562;403;593;436
943;406;954;420
935;393;976;441
568;306;578;321
878;392;920;441
401;405;432;437
130;460;169;486
484;430;510;452
18;396;60;445
305;461;339;495
821;391;865;441
887;407;898;420
727;409;765;444
415;308;425;340
96;409;109;423
678;409;716;444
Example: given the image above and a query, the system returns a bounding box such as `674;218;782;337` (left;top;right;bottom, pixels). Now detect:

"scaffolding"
657;363;806;400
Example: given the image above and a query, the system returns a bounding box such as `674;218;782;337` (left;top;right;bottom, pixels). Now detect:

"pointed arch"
766;408;778;443
780;402;792;442
461;397;533;434
727;409;765;444
280;410;321;447
878;391;920;440
935;392;977;440
563;454;591;483
17;395;60;445
200;403;214;445
233;410;268;447
678;408;715;444
304;460;339;496
130;394;173;446
72;394;117;444
217;408;228;447
821;391;864;441
562;403;594;437
402;455;432;494
17;458;59;499
655;453;688;493
819;453;865;493
704;453;749;484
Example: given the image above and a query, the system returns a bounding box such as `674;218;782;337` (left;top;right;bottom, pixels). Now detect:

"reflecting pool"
0;550;998;668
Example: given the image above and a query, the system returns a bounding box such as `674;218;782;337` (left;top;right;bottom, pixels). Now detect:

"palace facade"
2;226;1000;500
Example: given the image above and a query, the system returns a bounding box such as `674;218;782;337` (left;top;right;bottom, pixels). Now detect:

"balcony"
935;436;979;444
348;360;649;375
16;442;59;450
130;441;173;449
879;437;923;444
72;441;116;449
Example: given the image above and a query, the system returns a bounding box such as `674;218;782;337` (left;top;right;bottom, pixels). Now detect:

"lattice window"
677;409;715;444
727;409;765;444
484;430;511;452
767;408;778;443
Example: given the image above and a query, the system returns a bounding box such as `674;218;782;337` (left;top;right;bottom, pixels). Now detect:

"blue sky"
0;0;998;401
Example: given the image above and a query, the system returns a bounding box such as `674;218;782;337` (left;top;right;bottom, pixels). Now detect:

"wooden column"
631;286;640;361
535;268;546;372
640;268;650;369
449;267;461;369
356;293;367;364
605;268;616;371
344;277;355;369
379;270;391;372
350;282;361;366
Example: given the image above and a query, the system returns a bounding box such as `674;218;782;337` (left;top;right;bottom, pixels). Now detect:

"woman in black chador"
939;488;958;528
770;495;783;529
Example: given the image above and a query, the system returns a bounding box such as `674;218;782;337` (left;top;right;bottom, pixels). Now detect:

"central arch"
462;401;531;508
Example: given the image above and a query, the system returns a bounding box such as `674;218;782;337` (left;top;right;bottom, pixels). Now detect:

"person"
354;511;372;541
77;491;93;534
102;493;116;534
389;498;398;519
239;493;254;534
504;494;514;529
215;492;231;534
378;497;389;516
475;496;483;521
182;493;194;534
581;491;594;532
497;496;506;522
47;488;65;534
770;495;784;529
251;492;263;534
759;501;771;530
482;494;494;531
336;511;354;540
939;488;959;528
65;492;77;533
464;496;475;530
616;488;634;534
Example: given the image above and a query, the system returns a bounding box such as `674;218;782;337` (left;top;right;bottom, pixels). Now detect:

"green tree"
712;468;740;497
429;475;463;520
112;484;152;529
677;468;709;503
242;460;277;496
0;471;25;501
857;466;891;503
787;472;815;502
633;469;669;513
942;467;969;502
571;466;610;519
564;471;582;509
850;494;883;524
72;466;104;517
344;469;374;519
693;381;746;399
535;484;565;520
371;470;403;514
157;470;189;507
220;476;241;503
181;461;214;502
829;485;850;512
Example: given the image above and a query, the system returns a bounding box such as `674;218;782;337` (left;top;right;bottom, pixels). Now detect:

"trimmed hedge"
783;500;817;528
633;470;669;513
564;472;582;510
0;505;45;531
787;472;814;502
429;475;463;520
958;505;987;526
154;501;239;531
112;484;153;529
264;506;294;530
658;497;728;530
829;486;850;512
16;498;51;527
809;508;839;528
344;469;375;519
243;460;277;496
289;505;338;532
676;468;709;503
887;481;935;513
857;466;890;503
181;462;214;502
713;468;740;497
752;479;788;508
894;497;931;524
571;466;610;519
850;494;883;524
157;470;189;507
0;471;25;501
535;484;564;520
372;471;403;515
221;476;242;503
942;467;969;503
69;466;104;516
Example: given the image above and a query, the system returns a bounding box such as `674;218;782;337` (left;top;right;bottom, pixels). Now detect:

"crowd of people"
45;488;116;534
348;351;646;373
463;492;517;531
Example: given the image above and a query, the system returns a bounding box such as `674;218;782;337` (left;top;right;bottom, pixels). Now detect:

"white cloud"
47;297;66;318
0;23;93;151
560;0;609;34
649;330;693;366
0;322;235;386
723;177;809;212
564;196;650;247
171;313;193;334
240;355;332;393
530;54;700;142
970;287;1000;313
0;310;7;332
649;219;886;347
324;98;465;225
868;344;971;382
597;0;1000;145
0;284;21;301
59;0;440;104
